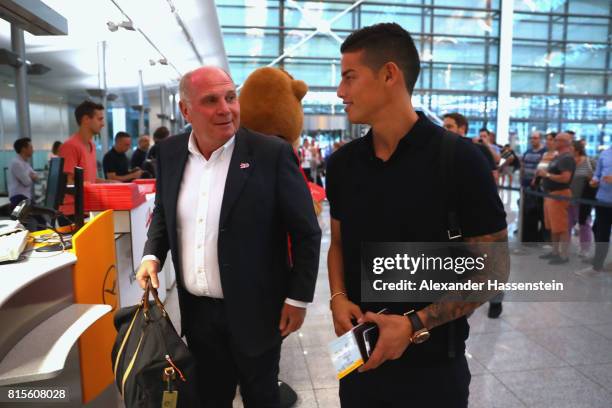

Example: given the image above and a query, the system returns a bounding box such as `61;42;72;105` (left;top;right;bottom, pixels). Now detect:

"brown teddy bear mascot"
239;67;318;408
239;67;325;215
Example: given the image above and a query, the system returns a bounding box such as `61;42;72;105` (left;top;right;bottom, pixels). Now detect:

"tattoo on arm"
421;229;510;330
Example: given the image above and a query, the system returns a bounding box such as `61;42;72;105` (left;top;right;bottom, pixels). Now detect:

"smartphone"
351;308;387;361
362;325;379;357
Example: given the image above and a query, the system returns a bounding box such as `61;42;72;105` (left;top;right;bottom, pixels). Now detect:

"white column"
496;0;514;145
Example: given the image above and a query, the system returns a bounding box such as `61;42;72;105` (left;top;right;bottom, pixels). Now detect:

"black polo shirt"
474;142;497;171
130;148;147;169
326;112;506;360
103;148;129;178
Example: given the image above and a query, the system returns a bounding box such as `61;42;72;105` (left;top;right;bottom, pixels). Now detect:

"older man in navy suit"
137;66;321;407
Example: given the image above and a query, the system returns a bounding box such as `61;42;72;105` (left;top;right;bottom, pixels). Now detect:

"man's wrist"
141;255;160;265
285;298;308;308
329;291;347;309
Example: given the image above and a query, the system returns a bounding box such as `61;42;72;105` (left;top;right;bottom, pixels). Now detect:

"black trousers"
592;205;612;270
521;189;545;242
184;297;281;408
339;355;470;408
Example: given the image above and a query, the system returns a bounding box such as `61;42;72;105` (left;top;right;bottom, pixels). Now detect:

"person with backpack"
327;23;509;408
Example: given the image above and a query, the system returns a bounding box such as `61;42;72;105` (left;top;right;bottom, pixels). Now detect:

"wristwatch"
404;310;430;344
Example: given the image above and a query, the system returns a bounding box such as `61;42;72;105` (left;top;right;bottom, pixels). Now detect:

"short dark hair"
52;141;62;154
153;126;170;142
75;100;104;125
14;137;31;154
546;131;557;139
479;128;489;134
443;113;469;134
340;23;420;93
115;131;131;140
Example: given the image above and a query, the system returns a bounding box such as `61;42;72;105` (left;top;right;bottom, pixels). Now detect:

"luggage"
112;281;200;407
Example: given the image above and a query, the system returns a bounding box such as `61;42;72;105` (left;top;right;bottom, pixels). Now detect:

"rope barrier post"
518;186;525;244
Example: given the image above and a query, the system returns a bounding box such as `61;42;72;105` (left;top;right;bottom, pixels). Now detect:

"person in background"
537;133;575;264
532;132;558;244
479;128;501;165
103;132;144;182
568;141;593;258
520;131;547;243
130;134;151;169
48;141;62;161
147;126;170;161
589;145;612;272
499;144;518;188
8;138;38;208
59;100;108;185
300;138;314;182
442;113;496;181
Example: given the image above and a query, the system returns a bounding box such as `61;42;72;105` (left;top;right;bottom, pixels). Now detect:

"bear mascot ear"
291;79;308;101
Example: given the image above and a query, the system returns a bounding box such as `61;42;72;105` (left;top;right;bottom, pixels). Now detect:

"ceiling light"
149;58;168;66
107;20;135;32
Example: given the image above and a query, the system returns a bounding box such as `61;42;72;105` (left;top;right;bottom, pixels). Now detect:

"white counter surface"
0;251;77;308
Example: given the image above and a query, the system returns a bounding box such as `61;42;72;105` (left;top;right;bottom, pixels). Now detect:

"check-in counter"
92;191;176;307
0;210;117;406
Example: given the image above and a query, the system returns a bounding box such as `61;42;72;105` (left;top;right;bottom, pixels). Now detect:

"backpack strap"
439;131;462;242
438;130;462;359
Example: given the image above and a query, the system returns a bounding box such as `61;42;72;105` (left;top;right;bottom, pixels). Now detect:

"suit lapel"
220;128;254;226
166;133;189;236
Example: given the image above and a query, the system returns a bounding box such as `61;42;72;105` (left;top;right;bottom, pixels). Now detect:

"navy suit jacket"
143;127;321;356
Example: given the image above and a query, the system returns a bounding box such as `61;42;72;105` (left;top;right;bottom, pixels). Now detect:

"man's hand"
330;296;363;336
590;178;600;187
536;168;547;177
136;260;160;289
29;172;38;181
279;303;306;337
131;169;144;179
358;312;412;373
602;175;612;184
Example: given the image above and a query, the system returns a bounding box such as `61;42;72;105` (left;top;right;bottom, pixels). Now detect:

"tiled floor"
162;188;612;407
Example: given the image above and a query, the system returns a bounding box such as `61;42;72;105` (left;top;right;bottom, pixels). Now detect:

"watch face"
413;330;430;344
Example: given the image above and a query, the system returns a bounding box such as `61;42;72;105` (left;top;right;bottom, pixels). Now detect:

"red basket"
84;183;146;211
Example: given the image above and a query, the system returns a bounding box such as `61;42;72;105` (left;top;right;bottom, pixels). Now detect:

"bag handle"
141;279;167;320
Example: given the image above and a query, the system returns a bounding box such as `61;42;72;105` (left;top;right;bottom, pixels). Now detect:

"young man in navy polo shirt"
326;23;508;407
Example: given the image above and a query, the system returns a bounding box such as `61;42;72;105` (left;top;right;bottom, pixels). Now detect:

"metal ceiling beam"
0;0;67;35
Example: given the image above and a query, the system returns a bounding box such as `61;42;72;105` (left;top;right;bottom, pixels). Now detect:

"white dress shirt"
143;132;307;307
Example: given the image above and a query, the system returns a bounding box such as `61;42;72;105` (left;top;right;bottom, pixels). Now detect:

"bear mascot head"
239;67;308;149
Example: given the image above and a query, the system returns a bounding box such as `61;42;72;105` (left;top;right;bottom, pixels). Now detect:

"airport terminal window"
510;0;611;153
216;0;607;145
360;4;423;29
284;32;348;58
224;28;280;57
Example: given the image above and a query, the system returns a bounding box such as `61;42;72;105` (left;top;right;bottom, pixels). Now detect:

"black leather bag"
111;281;200;407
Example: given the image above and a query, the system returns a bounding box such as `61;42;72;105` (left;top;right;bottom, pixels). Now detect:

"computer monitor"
44;158;85;230
45;157;66;210
72;167;84;230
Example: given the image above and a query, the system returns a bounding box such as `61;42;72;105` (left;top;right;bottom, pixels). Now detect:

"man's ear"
382;62;403;86
178;100;189;122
